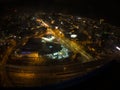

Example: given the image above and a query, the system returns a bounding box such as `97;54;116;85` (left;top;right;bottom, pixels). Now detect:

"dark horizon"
0;0;119;26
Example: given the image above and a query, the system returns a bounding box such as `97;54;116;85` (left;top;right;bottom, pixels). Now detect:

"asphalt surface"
0;58;114;87
0;60;120;89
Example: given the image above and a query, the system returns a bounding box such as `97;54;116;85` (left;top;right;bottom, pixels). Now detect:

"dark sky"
0;0;119;26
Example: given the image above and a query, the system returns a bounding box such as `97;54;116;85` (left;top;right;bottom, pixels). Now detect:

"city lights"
116;46;120;51
0;10;119;87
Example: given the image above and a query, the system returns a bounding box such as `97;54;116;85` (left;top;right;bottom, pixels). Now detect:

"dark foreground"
0;60;120;89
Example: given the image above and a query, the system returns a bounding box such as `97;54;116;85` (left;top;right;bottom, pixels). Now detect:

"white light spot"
14;35;16;38
61;21;63;25
55;26;58;29
42;35;55;42
71;34;77;38
19;37;21;39
59;31;62;34
53;53;58;56
49;46;53;48
83;20;86;23
32;17;36;20
116;46;120;51
51;20;55;24
77;17;82;20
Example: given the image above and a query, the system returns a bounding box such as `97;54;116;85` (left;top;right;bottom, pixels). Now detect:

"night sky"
0;0;119;26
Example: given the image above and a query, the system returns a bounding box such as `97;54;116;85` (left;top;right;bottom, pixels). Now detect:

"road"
38;19;93;62
1;39;16;66
1;58;109;87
